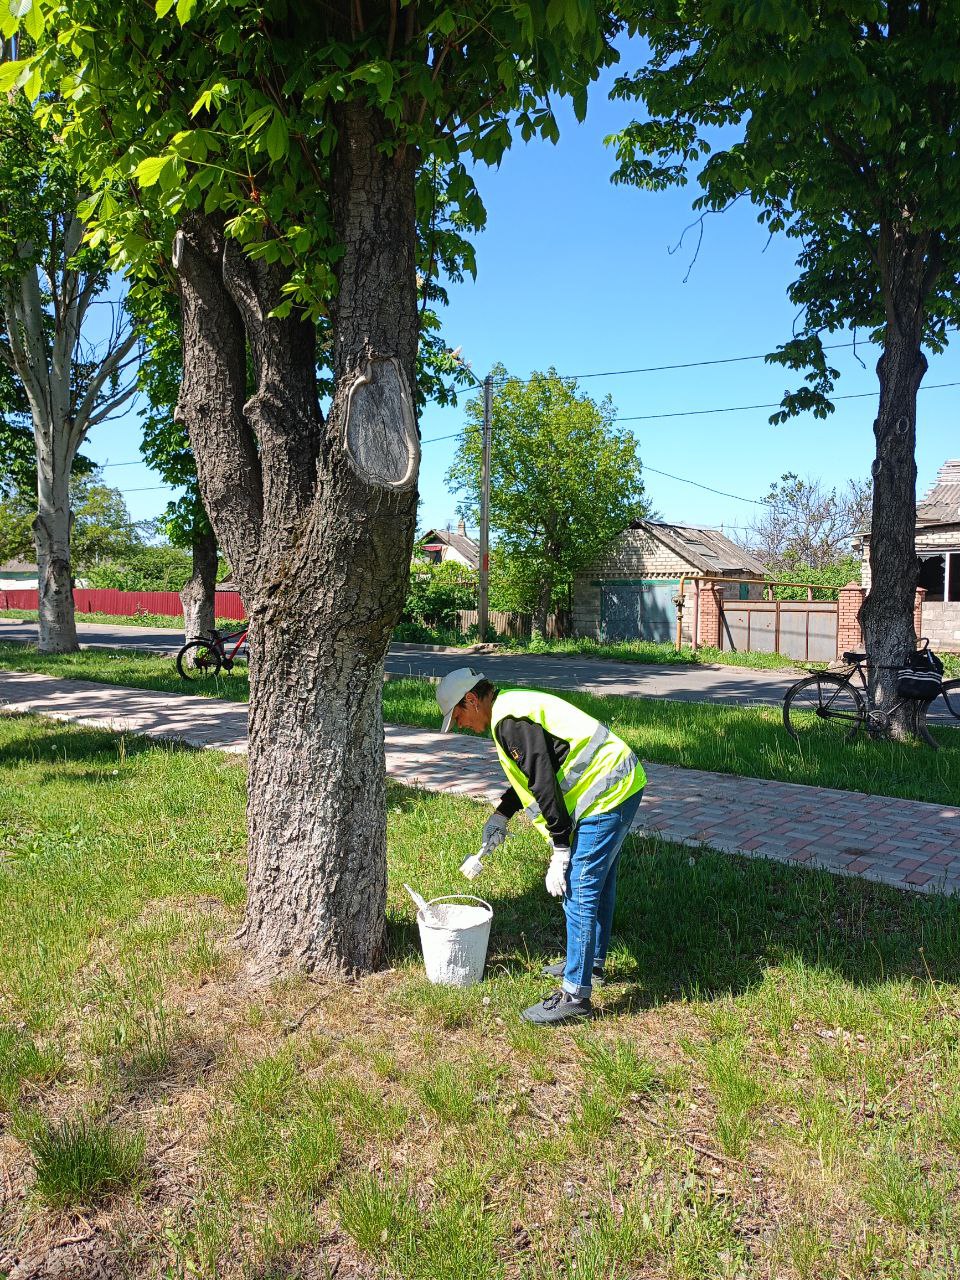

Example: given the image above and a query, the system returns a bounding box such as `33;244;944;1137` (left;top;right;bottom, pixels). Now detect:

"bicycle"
176;626;249;681
782;643;960;750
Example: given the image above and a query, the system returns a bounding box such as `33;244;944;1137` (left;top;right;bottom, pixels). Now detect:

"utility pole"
478;374;492;641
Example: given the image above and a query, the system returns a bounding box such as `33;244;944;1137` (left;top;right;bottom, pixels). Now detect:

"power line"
641;465;766;506
498;340;862;384
422;377;960;442
613;379;960;423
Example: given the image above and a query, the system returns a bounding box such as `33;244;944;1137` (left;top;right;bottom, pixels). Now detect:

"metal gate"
601;580;678;644
719;600;838;662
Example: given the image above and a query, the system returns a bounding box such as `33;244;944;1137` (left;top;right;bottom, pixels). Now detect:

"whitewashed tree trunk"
0;211;139;654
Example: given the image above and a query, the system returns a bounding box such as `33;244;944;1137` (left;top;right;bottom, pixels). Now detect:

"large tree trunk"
33;447;77;654
860;228;933;739
179;523;218;642
175;103;418;978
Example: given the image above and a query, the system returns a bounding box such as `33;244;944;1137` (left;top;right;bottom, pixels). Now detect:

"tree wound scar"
343;356;419;491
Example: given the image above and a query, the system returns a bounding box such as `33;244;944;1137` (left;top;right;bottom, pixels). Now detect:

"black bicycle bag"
897;643;944;700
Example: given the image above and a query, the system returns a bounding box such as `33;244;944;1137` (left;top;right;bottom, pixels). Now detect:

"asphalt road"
0;617;805;707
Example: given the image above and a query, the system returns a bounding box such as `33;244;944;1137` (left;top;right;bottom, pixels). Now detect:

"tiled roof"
419;529;479;568
917;460;960;525
637;521;767;576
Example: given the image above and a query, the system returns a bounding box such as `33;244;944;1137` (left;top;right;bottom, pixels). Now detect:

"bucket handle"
426;894;493;915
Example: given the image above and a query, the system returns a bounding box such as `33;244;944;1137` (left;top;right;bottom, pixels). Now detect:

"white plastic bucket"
416;895;493;988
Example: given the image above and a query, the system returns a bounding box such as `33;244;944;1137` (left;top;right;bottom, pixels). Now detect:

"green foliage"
84;544;194;592
773;558;862;603
609;2;960;413
132;286;210;550
488;544;569;616
447;366;648;621
69;472;145;572
0;482;34;565
13;1;620;321
403;558;475;631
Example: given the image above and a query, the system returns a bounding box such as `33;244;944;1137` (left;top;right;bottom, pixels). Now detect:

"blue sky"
86;40;960;544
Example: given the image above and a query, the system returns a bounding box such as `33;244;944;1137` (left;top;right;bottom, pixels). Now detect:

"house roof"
419;528;479;568
917;459;960;525
637;520;767;576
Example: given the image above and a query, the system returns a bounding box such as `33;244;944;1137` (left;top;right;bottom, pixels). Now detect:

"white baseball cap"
436;667;486;732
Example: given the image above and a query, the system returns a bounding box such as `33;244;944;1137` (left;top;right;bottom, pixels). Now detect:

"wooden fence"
456;609;565;640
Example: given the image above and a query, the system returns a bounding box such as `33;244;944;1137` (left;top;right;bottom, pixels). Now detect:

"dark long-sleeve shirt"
492;715;573;847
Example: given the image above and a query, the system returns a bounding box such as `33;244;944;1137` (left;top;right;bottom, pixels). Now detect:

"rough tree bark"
179;523;218;642
175;103;419;977
859;225;936;738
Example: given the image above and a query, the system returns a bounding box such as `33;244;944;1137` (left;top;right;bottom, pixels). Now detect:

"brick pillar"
837;582;865;657
914;586;927;641
697;582;722;649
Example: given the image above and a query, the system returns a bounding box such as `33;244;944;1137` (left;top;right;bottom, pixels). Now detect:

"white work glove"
480;813;509;854
460;813;510;880
545;843;571;898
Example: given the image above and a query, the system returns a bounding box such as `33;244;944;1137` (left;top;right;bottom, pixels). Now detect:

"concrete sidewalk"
1;669;957;897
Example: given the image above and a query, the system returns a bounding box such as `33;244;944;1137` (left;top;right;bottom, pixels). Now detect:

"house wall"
572;527;698;642
0;568;39;590
860;524;960;650
441;547;475;569
861;524;960;589
572;527;762;644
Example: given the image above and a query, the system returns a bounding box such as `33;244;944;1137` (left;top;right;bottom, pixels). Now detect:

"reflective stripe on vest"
522;721;612;820
491;688;645;835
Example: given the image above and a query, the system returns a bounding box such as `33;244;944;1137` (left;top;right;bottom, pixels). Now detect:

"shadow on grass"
387;831;960;1004
0;717;190;767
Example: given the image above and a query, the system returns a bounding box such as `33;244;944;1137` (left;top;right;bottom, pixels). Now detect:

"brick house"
572;520;766;644
856;459;960;652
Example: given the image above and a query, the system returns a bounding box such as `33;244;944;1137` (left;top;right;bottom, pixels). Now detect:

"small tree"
68;472;145;572
747;473;871;575
448;366;648;636
610;1;960;733
402;558;475;636
0;93;139;651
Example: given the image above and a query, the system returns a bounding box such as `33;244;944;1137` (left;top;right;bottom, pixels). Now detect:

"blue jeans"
562;789;644;999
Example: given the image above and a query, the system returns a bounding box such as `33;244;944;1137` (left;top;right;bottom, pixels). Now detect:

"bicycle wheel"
176;639;222;681
783;673;866;743
913;679;960;750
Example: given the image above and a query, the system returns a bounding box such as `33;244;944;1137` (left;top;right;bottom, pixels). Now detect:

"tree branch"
71;325;139;443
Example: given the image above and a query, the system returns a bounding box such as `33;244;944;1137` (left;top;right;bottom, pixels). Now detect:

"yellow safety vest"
490;689;645;841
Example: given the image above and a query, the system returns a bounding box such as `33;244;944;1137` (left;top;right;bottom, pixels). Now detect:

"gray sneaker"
522;990;593;1025
542;960;604;988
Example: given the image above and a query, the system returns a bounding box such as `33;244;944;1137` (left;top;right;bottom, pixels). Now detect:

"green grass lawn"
1;715;958;1278
1;640;957;805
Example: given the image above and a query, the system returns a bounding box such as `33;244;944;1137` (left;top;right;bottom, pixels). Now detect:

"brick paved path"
1;669;958;897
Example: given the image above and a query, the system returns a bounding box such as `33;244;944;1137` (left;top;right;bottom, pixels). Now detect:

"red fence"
0;588;246;620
